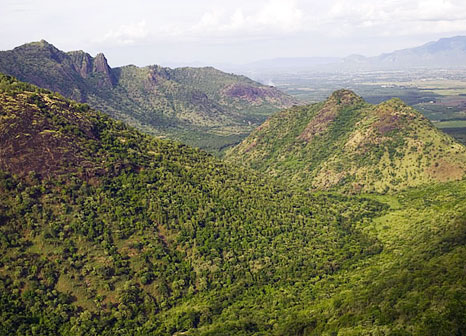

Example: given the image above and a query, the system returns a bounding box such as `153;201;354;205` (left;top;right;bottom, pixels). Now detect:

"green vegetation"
226;89;466;193
0;41;295;154
0;74;465;335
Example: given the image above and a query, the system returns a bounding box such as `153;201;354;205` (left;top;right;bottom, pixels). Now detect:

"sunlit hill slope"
226;89;466;193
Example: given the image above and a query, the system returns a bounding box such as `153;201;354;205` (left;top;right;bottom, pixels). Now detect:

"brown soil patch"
428;160;465;181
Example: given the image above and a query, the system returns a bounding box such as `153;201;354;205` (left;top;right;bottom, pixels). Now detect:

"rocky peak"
92;53;116;88
93;53;110;73
16;40;65;63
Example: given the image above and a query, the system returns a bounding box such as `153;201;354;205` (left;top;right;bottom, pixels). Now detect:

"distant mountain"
341;36;466;70
233;36;466;74
0;40;295;153
226;89;466;193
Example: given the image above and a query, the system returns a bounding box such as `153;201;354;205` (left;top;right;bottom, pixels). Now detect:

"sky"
2;0;466;67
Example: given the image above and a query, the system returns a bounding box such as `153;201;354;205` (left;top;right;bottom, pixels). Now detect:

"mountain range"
231;36;466;73
0;40;295;153
226;89;466;193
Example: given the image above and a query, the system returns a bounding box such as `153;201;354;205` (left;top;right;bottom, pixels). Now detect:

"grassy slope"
226;90;466;193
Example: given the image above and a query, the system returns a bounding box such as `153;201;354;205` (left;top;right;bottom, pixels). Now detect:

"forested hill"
0;74;464;335
0;40;295;153
226;89;466;193
0;73;383;334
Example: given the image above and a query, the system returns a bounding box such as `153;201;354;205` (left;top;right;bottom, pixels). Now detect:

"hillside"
226;89;466;193
0;40;295;153
0;74;465;335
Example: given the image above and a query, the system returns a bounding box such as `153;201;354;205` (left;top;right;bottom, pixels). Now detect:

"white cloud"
323;0;466;37
189;0;304;37
414;0;465;21
89;0;466;48
100;21;149;45
255;0;303;31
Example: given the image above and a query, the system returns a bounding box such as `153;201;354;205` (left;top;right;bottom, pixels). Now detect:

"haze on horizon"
2;0;466;67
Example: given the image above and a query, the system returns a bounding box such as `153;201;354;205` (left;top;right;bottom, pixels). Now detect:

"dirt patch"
224;83;295;107
372;100;418;135
428;160;465;181
225;84;271;102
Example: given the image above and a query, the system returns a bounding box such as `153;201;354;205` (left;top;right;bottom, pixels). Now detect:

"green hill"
0;74;464;335
0;40;295;153
226;89;466;193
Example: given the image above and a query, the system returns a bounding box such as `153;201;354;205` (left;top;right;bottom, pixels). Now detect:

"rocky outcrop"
67;51;116;88
92;53;116;88
68;51;93;78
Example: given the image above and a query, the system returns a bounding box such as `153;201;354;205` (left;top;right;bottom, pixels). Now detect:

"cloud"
16;0;463;64
323;0;466;37
189;0;304;37
100;21;149;45
92;0;466;48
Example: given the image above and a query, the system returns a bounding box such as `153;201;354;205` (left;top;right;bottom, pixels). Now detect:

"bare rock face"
224;83;294;107
66;51;116;88
68;51;93;78
93;53;110;74
92;53;116;88
226;84;266;101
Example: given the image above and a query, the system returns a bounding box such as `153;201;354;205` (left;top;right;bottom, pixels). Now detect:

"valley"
0;73;464;335
0;31;466;335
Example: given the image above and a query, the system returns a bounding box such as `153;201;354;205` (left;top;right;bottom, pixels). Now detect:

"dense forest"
0;74;465;335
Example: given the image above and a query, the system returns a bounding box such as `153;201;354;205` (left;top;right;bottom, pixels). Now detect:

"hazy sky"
2;0;466;67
